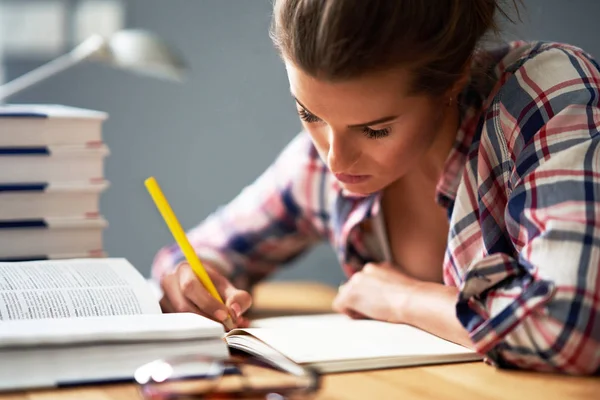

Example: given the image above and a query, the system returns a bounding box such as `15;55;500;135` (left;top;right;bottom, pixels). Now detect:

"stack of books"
0;104;110;261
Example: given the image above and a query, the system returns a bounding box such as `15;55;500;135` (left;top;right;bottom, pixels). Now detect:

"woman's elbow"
484;313;600;375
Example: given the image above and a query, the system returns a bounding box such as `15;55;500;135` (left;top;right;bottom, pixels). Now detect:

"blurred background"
1;0;599;286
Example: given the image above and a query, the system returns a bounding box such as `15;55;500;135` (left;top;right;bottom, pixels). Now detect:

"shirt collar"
434;102;480;208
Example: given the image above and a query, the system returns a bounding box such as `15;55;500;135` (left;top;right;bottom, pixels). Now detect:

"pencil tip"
223;317;235;331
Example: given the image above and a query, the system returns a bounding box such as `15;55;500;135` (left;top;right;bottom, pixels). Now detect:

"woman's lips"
334;173;371;184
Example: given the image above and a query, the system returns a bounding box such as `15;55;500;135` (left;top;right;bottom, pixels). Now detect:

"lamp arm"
0;35;107;101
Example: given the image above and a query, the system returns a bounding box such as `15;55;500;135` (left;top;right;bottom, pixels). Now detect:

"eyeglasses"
134;353;321;399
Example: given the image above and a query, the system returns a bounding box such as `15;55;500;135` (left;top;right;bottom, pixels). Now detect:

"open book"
225;314;481;373
1;258;481;391
0;258;229;391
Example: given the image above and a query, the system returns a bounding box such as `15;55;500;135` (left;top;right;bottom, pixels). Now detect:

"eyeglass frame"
134;351;322;399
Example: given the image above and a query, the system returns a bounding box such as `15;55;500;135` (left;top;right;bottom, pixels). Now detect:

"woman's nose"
327;128;359;174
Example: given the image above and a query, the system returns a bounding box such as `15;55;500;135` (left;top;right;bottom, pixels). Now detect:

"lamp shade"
96;29;186;81
0;29;187;101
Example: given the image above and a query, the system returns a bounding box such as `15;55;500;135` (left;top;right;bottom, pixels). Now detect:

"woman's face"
285;60;457;195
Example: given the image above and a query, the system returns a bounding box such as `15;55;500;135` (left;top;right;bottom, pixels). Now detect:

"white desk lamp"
0;29;186;101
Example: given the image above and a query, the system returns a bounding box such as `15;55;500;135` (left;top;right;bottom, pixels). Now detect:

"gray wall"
4;0;600;286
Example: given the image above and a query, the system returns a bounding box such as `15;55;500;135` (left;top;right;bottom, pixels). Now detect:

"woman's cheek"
304;125;330;160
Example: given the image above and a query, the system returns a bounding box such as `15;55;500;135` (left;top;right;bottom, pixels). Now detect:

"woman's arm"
402;281;472;348
332;262;472;347
152;132;329;290
451;44;600;374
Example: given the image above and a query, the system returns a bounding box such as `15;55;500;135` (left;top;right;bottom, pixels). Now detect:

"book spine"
0;183;48;192
0;112;47;119
0;255;50;262
0;220;47;229
0;144;108;156
0;147;50;155
0;217;107;229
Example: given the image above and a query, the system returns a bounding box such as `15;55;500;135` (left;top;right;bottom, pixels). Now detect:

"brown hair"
270;0;521;96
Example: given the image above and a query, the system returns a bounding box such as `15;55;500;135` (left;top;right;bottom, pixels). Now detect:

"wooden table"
2;282;599;400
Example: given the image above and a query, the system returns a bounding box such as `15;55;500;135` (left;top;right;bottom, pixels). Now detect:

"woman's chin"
338;181;382;197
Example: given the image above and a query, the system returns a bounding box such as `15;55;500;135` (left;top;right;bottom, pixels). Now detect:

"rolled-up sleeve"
152;132;330;289
457;45;600;374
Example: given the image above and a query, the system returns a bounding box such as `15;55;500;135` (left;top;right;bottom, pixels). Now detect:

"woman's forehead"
287;60;413;102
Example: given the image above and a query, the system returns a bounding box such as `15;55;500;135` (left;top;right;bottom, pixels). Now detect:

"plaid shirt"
153;41;600;374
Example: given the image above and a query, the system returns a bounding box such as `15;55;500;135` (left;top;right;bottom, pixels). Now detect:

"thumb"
206;265;252;320
224;286;253;318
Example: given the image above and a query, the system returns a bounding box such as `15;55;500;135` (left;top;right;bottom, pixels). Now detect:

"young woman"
152;0;600;374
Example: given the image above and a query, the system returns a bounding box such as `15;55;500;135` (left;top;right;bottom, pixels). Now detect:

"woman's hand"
159;261;252;329
332;262;417;323
333;261;474;347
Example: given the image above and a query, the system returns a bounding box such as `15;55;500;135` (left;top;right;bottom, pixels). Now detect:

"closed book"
0;144;109;183
0;180;108;220
0;216;106;258
0;104;106;147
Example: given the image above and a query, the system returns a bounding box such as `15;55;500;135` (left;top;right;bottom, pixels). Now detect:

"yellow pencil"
144;176;234;331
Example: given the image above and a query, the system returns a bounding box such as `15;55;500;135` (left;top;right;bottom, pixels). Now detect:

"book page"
0;258;160;320
228;314;476;364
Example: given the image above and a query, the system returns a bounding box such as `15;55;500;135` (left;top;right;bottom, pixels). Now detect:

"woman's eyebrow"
347;115;398;128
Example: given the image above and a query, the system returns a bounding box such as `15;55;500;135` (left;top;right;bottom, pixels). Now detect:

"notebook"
226;314;482;373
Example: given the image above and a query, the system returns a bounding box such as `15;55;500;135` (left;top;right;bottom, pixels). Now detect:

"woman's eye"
297;107;391;139
298;108;321;123
363;127;390;139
